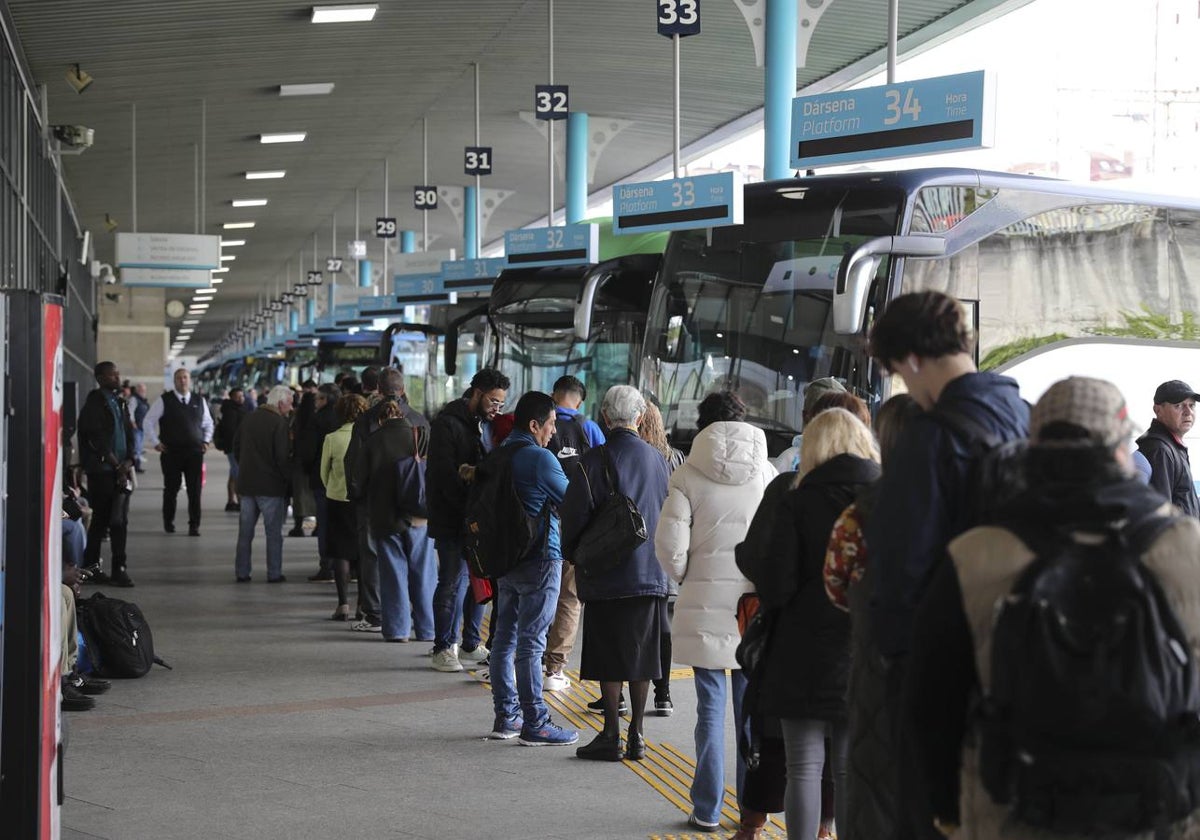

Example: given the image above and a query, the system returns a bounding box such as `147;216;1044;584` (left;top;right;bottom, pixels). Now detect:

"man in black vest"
144;368;214;536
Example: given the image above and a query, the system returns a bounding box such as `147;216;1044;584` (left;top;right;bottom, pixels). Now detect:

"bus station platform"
61;454;750;840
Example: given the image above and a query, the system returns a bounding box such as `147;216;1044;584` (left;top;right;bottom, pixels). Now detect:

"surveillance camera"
91;261;117;285
52;125;94;150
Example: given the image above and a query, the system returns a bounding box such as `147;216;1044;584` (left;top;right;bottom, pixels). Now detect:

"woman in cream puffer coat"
655;391;776;831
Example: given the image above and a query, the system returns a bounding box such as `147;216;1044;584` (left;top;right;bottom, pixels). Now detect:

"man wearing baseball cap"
906;376;1200;838
1136;379;1200;517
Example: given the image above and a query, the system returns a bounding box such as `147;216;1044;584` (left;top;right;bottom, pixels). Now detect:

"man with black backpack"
475;391;578;746
542;375;606;692
426;368;510;672
865;290;1029;838
906;376;1200;839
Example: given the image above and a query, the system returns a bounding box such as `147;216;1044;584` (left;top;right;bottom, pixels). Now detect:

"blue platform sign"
393;272;456;306
791;70;993;169
313;316;339;334
357;295;407;317
441;257;507;293
613;171;742;235
505;224;599;268
334;303;370;326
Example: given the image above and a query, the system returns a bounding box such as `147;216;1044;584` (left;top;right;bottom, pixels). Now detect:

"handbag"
571;445;648;578
394;425;428;518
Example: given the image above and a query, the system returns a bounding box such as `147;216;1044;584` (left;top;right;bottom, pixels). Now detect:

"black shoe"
268;575;287;583
575;731;622;761
135;467;146;474
110;568;135;588
236;576;252;583
82;565;110;585
624;730;647;761
654;697;674;717
61;681;95;712
164;522;176;533
225;502;240;512
586;695;628;716
287;526;305;537
68;673;110;695
308;569;334;582
188;526;201;537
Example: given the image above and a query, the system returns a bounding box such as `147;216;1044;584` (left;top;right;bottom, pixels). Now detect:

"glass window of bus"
644;186;902;454
899;201;1200;407
909;185;997;234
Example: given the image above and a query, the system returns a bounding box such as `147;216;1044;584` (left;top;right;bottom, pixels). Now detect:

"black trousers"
354;502;381;623
83;470;129;570
161;448;204;528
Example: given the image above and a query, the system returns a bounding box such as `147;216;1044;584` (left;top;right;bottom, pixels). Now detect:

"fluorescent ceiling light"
189;305;210;311
210;278;224;284
220;239;245;247
182;319;200;325
193;296;214;302
211;268;230;274
245;170;286;180
223;222;255;229
311;4;378;24
259;132;306;144
279;83;334;96
195;288;218;294
231;199;268;207
221;255;236;262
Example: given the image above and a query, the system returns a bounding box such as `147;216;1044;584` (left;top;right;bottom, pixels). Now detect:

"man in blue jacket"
864;290;1029;840
488;391;578;747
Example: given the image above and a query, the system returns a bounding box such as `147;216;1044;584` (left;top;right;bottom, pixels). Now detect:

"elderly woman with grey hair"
561;385;673;762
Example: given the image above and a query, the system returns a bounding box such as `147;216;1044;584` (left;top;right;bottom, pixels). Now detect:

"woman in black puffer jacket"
738;408;880;839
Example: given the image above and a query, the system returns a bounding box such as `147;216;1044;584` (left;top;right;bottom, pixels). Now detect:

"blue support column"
566;112;589;224
765;0;798;181
289;311;299;332
358;259;372;288
306;298;316;323
401;230;416;253
464;186;478;259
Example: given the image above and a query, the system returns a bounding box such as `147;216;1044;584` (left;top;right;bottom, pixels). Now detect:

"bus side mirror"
832;235;947;335
574;269;607;341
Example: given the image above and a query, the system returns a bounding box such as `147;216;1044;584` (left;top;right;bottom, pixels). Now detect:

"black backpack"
462;441;548;579
932;405;1028;528
978;514;1200;835
548;413;591;476
76;592;172;678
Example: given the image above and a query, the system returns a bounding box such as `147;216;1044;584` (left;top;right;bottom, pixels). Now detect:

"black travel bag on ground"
76;592;172;678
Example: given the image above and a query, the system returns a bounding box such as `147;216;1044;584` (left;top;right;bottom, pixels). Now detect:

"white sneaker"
431;648;464;672
459;643;489;663
544;671;570;692
426;643;455;657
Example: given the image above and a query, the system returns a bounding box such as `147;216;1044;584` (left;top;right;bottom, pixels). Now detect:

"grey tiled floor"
63;454;741;839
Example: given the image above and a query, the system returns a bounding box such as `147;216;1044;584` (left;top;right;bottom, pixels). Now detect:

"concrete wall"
96;286;168;391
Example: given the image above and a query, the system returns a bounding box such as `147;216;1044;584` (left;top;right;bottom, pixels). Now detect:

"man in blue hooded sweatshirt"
864;290;1029;840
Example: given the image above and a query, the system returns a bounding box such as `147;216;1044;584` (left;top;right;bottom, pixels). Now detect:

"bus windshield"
641;185;903;454
489;262;654;424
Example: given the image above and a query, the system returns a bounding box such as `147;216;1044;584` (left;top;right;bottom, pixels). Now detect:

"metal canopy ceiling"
6;0;1024;353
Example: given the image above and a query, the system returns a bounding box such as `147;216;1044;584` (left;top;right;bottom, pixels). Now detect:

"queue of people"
68;288;1200;838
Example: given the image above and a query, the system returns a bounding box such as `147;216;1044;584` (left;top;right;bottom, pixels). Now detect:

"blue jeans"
235;495;286;580
432;537;484;653
375;526;437;640
133;429;145;467
691;667;748;824
62;517;87;568
490;557;562;726
225;451;239;481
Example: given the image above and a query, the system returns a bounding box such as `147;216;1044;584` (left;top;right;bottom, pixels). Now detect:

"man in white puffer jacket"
655;390;777;833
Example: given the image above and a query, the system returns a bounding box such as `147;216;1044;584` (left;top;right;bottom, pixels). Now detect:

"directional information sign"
613;171;742;235
534;85;569;120
504;224;599;268
394;249;456;277
334;303;370;326
357;294;408;318
464;147;493;176
313;316;340;334
657;0;700;37
791;70;993;168
441;257;507;293
393;273;456;306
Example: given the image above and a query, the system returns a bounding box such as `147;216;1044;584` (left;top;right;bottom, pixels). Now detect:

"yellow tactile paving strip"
470;664;786;839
